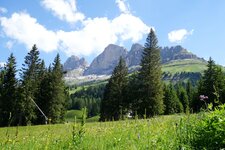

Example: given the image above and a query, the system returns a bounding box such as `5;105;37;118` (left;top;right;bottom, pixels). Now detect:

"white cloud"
0;12;59;52
0;7;7;14
0;1;150;56
42;0;85;23
115;0;130;14
57;14;149;56
168;29;194;43
0;62;6;67
6;40;14;49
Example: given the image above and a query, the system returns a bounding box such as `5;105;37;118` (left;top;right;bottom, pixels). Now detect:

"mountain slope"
84;44;127;75
64;43;208;85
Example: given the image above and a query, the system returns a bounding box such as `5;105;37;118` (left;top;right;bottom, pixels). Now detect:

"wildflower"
199;95;208;101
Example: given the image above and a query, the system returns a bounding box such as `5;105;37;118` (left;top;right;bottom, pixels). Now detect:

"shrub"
192;104;225;149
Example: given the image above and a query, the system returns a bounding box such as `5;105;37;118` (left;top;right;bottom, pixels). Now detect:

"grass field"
0;114;200;150
65;110;99;122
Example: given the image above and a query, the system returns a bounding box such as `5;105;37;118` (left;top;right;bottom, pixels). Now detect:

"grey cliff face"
84;44;127;75
160;45;198;63
63;55;88;71
126;43;144;67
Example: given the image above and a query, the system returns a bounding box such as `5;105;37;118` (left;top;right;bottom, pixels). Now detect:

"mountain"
64;43;207;85
160;45;200;63
63;55;88;71
84;44;127;75
126;43;143;67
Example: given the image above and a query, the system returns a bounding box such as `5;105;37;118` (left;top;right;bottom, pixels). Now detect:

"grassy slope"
0;114;196;149
65;110;100;123
162;59;207;74
69;59;207;91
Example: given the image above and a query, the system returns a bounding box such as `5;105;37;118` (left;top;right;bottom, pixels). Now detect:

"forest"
0;44;68;126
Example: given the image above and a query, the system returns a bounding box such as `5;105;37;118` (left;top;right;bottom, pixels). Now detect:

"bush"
192;104;225;149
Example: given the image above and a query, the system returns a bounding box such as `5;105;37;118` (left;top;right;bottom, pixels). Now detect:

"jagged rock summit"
160;45;199;63
84;44;127;75
126;43;144;67
63;55;88;71
64;44;204;77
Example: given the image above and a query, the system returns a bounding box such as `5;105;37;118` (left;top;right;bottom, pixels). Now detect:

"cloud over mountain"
168;29;193;43
0;0;150;56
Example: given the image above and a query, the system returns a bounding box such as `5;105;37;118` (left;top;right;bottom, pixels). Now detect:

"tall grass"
1;106;225;149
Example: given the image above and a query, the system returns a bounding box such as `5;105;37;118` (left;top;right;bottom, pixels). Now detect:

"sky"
1;0;225;68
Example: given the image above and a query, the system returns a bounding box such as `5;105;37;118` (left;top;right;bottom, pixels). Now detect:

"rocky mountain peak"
126;43;144;67
63;55;88;71
84;44;127;75
160;45;198;63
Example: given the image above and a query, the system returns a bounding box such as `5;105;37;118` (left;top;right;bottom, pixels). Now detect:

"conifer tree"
0;68;5;124
138;29;164;117
164;83;183;115
47;54;67;123
198;57;225;109
177;85;189;113
20;44;42;125
0;54;18;126
186;80;194;109
100;57;128;121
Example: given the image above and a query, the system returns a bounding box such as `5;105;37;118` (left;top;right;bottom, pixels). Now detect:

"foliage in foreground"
1;104;225;150
192;104;225;149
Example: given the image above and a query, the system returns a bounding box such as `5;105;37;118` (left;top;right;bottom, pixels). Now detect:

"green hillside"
162;59;207;74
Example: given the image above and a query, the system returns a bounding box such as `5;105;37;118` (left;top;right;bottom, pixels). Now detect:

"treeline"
99;29;225;121
162;71;201;84
69;84;105;117
0;45;68;127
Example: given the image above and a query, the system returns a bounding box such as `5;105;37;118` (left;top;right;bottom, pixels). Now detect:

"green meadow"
0;113;201;150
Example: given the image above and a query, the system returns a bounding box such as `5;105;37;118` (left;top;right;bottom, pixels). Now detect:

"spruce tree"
100;57;128;121
177;85;189;113
164;83;183;115
47;54;67;123
0;54;18;126
0;68;5;124
20;44;42;125
138;29;164;117
186;80;194;110
35;60;48;124
198;57;225;109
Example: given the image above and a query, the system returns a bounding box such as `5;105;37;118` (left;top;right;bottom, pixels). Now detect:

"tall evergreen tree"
186;80;194;110
46;54;67;123
0;68;5;124
164;83;183;115
198;57;225;109
177;85;189;113
138;29;164;117
100;57;128;121
0;54;18;126
35;60;48;124
20;44;42;125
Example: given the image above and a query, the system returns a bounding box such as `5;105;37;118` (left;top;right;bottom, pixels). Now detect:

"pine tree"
20;44;42;125
0;68;5;124
100;57;128;121
138;29;164;117
186;80;194;110
0;54;18;126
46;54;67;123
126;72;142;115
198;57;225;109
164;83;183;115
177;85;189;113
35;60;48;124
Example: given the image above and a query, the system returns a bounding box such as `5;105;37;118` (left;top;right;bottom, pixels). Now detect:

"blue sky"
0;0;225;68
